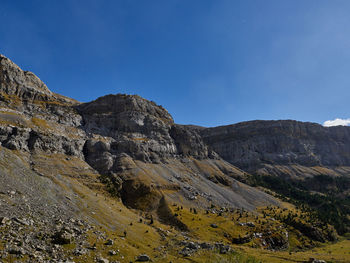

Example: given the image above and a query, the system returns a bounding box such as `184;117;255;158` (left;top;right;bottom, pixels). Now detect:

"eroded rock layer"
0;54;346;263
201;120;350;178
0;54;277;219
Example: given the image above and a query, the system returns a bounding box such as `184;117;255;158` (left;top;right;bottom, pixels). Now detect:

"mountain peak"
0;54;52;96
78;93;174;124
0;54;348;261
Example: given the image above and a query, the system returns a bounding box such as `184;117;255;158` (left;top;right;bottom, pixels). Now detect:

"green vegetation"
248;174;350;235
202;250;262;263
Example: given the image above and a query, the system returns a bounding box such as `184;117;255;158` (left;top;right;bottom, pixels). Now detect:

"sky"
0;0;349;127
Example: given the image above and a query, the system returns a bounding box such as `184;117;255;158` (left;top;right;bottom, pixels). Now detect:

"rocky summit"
0;54;349;263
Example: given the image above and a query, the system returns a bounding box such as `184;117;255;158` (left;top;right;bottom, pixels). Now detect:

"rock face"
0;54;277;219
78;94;215;177
78;94;177;167
0;55;85;158
0;54;51;97
170;124;212;159
0;125;84;157
0;54;81;126
1;54;345;261
77;94;276;215
201;120;350;177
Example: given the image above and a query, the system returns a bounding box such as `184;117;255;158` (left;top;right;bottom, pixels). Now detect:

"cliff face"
0;54;277;220
78;94;211;167
0;55;85;159
0;54;52;97
201;120;350;177
0;54;80;125
0;54;347;261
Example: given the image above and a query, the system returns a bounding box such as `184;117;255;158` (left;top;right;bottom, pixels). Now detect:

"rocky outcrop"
78;94;213;173
1;54;348;261
0;125;84;157
78;94;177;165
170;124;215;159
76;95;278;213
201;120;350;177
0;54;215;170
0;54;52;98
0;54;277;216
0;54;82;127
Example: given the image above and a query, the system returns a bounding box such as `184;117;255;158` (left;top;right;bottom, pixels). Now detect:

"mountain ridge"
0;54;349;263
0;53;277;214
201;119;350;178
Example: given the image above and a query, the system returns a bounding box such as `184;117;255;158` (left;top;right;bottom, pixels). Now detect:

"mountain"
0;54;348;263
201;120;350;178
201;120;350;234
0;54;277;212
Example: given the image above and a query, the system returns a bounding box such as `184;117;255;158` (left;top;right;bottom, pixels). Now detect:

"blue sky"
0;0;349;127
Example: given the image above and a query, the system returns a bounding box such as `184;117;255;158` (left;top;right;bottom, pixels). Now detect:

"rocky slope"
1;54;279;211
0;54;280;254
0;54;346;263
201;120;350;178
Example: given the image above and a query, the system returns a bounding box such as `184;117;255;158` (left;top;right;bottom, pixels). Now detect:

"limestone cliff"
0;54;345;262
0;54;277;218
201;120;350;178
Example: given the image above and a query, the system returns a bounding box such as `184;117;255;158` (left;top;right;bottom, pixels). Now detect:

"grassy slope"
239;239;350;263
0;148;348;262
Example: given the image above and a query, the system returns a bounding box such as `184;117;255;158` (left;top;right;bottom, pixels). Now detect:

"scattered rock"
96;257;109;263
309;258;326;263
179;247;192;257
8;246;25;255
186;241;200;250
136;254;151;262
0;217;10;226
246;222;255;227
215;243;231;254
109;250;118;255
232;235;252;244
12;217;30;226
74;248;88;256
105;239;114;245
52;229;73;245
200;242;213;249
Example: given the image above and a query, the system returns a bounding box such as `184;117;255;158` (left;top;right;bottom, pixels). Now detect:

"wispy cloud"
323;118;350;127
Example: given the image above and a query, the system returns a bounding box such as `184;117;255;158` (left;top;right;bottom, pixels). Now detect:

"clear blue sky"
1;0;349;127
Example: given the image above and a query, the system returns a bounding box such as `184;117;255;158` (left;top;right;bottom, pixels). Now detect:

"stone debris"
136;254;151;261
52;228;73;245
0;216;94;262
96;257;109;263
108;250;118;255
105;239;114;246
309;259;327;263
246;222;255;227
0;53;341;263
0;217;10;226
179;240;232;257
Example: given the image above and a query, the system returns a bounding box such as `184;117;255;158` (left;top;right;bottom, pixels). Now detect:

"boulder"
136;254;150;262
52;229;73;245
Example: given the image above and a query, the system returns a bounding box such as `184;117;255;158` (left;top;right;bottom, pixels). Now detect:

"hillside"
201;120;350;234
0;54;348;263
